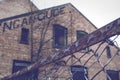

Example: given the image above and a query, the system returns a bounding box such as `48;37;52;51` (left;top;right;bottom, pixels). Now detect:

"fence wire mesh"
35;35;120;80
1;17;120;80
1;37;120;80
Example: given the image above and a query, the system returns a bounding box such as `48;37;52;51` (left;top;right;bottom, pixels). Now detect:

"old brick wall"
31;3;97;59
0;0;38;19
0;0;38;78
31;4;120;80
0;2;119;80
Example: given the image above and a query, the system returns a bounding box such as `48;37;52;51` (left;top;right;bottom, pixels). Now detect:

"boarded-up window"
53;24;67;48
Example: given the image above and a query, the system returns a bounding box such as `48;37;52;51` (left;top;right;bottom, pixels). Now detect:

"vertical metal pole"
70;10;74;64
29;0;34;62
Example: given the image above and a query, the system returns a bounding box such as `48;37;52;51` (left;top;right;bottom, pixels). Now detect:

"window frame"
76;30;88;40
12;60;38;80
106;46;112;58
12;60;31;73
76;30;89;53
71;65;88;80
53;24;67;48
20;28;29;45
106;70;119;80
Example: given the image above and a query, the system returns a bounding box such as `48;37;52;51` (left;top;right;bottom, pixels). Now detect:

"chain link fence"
37;36;120;80
1;18;120;80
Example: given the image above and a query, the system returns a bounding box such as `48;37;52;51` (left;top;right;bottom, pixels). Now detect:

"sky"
31;0;120;47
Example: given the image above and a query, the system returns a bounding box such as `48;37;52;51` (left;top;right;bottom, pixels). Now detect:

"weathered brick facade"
0;0;38;78
0;1;119;80
0;0;38;19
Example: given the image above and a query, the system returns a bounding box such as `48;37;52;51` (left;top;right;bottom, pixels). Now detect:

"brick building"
0;0;38;78
0;0;119;80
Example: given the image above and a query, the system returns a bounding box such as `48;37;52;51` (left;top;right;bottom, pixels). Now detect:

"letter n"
3;21;12;32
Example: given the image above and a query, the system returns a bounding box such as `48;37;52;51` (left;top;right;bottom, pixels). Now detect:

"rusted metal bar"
1;18;120;80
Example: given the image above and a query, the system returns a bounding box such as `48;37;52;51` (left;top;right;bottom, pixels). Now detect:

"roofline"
67;3;98;29
0;2;97;30
0;3;119;50
29;0;39;10
68;3;120;50
0;3;69;22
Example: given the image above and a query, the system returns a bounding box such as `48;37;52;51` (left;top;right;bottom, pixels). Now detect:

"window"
107;70;119;80
12;60;38;80
71;65;88;80
53;24;67;48
76;30;89;53
77;31;88;40
20;28;29;44
12;60;31;73
106;46;112;58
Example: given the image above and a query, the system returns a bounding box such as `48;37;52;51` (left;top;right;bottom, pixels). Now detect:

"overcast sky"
31;0;120;47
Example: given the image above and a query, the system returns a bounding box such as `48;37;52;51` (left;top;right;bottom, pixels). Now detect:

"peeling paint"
51;52;59;59
87;34;94;43
16;71;20;75
75;41;79;47
70;42;74;47
41;57;47;63
100;23;113;34
99;29;105;34
63;47;70;53
106;23;113;30
117;19;120;26
27;65;32;70
1;18;120;80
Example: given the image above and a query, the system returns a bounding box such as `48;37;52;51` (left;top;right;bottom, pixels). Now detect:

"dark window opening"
107;70;119;80
12;60;38;80
76;30;89;53
53;24;67;48
20;28;29;44
12;60;31;73
106;46;112;58
71;65;88;80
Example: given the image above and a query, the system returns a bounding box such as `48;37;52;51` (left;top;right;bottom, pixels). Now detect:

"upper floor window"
107;70;119;80
20;28;29;44
106;46;112;58
76;30;89;53
53;24;67;48
77;30;88;40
